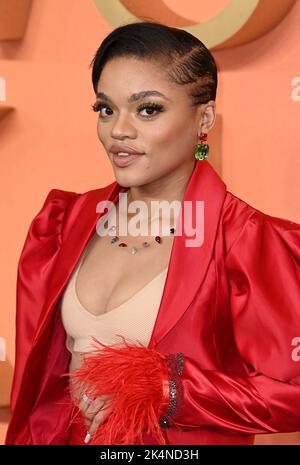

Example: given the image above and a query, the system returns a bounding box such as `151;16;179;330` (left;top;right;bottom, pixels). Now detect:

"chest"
74;232;175;316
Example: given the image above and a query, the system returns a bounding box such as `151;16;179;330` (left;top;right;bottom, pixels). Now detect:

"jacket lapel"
148;160;227;347
33;160;227;351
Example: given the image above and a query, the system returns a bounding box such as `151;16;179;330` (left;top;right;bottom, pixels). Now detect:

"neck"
128;160;195;210
117;160;196;231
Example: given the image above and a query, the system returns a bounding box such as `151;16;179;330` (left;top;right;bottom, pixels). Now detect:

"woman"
5;21;300;445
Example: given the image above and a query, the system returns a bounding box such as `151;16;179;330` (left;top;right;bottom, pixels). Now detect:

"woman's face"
95;56;209;189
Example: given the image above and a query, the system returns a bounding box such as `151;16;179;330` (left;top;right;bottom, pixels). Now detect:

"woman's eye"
91;102;164;119
91;102;112;117
138;103;164;117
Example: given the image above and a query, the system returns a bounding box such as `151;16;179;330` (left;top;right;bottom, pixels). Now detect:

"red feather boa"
64;336;172;445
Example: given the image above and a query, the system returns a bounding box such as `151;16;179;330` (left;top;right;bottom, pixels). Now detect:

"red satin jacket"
5;160;300;445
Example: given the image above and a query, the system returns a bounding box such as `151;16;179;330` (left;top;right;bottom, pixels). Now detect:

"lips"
110;144;144;155
111;152;141;167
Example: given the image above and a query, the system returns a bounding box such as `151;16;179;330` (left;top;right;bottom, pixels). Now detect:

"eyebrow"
96;90;171;103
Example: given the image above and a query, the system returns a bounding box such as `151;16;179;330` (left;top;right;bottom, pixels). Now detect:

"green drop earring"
195;133;209;160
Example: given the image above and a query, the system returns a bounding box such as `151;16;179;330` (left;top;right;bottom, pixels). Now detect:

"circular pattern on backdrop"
92;0;296;49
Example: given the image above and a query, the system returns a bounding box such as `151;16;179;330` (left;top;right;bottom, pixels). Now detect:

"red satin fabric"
68;407;88;445
5;160;300;445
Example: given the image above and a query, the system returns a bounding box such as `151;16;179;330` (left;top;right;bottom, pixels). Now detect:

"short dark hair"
90;20;218;106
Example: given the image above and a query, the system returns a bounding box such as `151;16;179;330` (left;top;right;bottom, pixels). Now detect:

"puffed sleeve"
10;188;79;416
163;210;300;436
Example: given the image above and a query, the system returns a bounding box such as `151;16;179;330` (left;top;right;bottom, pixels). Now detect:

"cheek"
150;114;193;147
150;123;193;161
97;120;104;137
150;122;179;144
97;123;110;148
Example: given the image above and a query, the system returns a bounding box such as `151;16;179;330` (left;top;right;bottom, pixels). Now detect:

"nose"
110;112;136;139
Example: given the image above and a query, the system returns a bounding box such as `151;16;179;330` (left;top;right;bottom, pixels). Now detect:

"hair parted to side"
90;20;218;107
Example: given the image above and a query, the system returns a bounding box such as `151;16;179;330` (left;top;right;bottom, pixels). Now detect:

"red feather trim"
64;335;171;445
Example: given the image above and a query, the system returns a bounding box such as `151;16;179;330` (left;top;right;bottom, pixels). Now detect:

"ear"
196;100;216;136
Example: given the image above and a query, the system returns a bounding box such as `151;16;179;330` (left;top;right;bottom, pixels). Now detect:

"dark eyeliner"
91;101;164;117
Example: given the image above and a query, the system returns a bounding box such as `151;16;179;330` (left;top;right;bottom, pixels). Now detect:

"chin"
113;170;145;188
113;173;136;188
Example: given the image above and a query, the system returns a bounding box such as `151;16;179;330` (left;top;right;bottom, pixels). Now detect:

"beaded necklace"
108;225;176;255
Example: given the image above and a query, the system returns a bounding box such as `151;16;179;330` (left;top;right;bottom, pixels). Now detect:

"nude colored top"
60;246;169;370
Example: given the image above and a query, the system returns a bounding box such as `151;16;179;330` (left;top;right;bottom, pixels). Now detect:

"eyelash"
91;101;165;119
